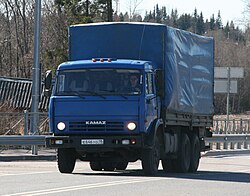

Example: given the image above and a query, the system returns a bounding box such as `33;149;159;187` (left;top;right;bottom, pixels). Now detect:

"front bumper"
45;134;143;150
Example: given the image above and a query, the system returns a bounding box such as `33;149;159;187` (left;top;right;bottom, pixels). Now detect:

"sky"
119;0;247;26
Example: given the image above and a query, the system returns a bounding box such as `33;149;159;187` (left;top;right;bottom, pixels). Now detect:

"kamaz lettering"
86;121;106;125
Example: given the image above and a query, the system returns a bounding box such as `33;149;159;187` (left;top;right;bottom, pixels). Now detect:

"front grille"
69;121;124;131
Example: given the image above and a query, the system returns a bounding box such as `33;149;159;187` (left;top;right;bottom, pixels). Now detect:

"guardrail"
206;134;250;150
206;134;250;142
213;117;250;134
0;118;250;155
0;135;45;146
0;134;249;151
210;118;250;150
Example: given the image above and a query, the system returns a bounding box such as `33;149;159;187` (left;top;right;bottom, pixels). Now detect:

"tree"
243;0;250;27
170;9;178;27
128;0;143;21
107;0;112;22
215;10;223;29
161;6;168;24
192;8;198;33
155;4;161;23
178;14;191;31
118;12;124;21
196;12;205;35
0;0;34;77
210;14;215;30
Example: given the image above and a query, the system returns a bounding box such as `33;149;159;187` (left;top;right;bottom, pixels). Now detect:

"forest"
0;0;250;114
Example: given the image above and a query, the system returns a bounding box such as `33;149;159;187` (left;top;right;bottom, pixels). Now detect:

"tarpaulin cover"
69;22;214;115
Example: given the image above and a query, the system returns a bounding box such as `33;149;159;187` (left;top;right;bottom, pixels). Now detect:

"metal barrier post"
240;119;243;133
215;118;219;133
243;141;248;149
24;110;29;135
230;142;235;149
223;118;228;149
32;145;38;155
216;142;220;150
237;141;242;149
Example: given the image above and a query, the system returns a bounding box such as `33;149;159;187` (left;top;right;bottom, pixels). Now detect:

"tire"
142;136;160;176
57;148;76;174
189;134;200;172
89;161;102;171
116;162;128;170
102;162;115;171
162;159;177;173
175;133;191;173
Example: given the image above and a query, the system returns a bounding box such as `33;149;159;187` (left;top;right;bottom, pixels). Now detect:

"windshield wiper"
99;90;128;100
79;90;106;99
59;91;86;99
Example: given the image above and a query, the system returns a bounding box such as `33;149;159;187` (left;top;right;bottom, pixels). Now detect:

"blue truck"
45;22;214;175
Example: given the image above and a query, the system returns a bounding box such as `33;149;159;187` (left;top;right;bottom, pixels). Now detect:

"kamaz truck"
45;22;214;175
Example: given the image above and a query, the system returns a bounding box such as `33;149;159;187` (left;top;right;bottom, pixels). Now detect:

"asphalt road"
0;150;249;196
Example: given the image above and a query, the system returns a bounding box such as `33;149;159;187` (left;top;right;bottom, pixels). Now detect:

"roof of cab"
57;59;152;70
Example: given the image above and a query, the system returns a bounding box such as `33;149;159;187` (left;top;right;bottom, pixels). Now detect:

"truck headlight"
57;122;66;131
127;122;136;131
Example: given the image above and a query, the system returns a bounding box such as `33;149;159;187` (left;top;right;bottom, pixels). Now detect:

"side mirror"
44;70;52;97
155;69;164;97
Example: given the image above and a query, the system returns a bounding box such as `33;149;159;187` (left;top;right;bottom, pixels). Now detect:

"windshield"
55;69;142;96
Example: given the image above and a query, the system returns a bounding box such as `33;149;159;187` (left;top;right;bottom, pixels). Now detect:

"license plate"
81;139;104;145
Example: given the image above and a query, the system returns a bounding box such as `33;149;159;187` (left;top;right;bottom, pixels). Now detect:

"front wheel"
57;148;76;173
141;136;160;176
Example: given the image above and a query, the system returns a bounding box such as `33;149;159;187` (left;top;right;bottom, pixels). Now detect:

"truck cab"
46;58;161;173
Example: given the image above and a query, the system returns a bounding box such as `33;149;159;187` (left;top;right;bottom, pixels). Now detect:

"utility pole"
30;0;41;155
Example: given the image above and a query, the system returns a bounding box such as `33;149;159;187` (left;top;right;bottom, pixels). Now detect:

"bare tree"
243;0;250;27
0;0;34;78
126;0;143;21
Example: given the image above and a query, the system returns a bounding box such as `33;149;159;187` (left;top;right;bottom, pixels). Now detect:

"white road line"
3;178;164;196
0;171;55;177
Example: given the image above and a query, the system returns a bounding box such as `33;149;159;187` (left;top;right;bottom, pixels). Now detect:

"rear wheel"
189;134;200;172
89;161;102;171
175;134;191;173
162;159;177;173
57;148;76;174
102;162;116;171
142;136;160;176
116;162;128;170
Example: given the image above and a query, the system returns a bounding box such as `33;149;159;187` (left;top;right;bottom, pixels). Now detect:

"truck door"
145;72;158;130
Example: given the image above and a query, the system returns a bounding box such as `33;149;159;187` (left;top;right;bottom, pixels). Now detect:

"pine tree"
161;6;167;24
123;12;129;22
196;12;205;35
156;4;161;23
210;14;215;30
216;10;222;29
178;14;191;30
119;12;124;21
170;9;178;27
192;8;198;33
224;22;230;38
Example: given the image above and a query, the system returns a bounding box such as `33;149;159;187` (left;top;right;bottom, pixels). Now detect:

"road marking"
0;171;55;177
3;178;164;196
